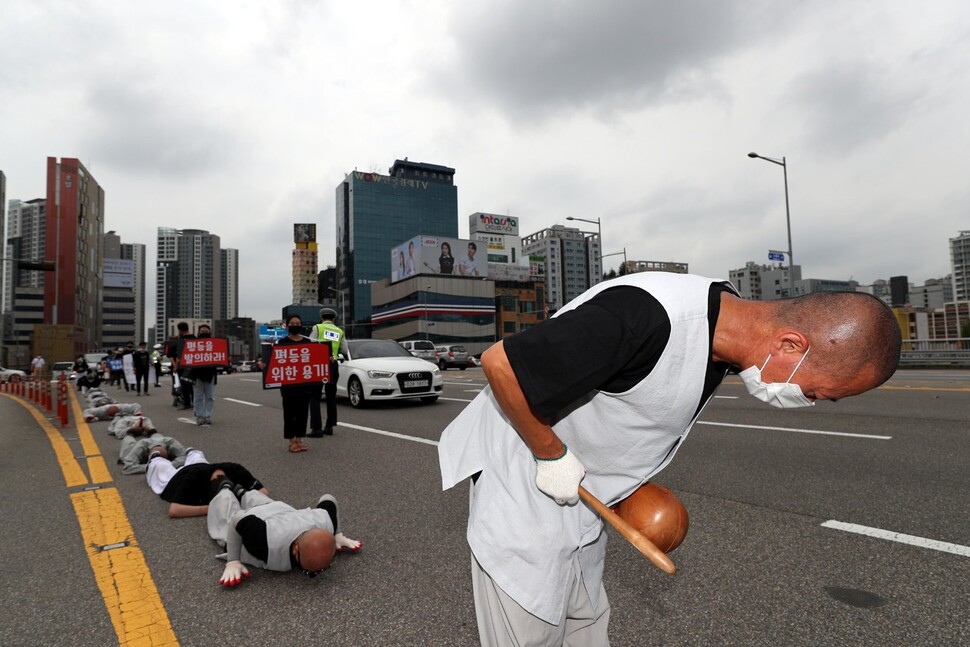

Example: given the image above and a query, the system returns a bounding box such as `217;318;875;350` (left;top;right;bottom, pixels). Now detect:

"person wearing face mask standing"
276;315;313;453
192;324;218;426
438;272;902;645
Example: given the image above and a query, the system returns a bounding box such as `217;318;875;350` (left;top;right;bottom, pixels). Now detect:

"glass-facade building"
336;159;458;335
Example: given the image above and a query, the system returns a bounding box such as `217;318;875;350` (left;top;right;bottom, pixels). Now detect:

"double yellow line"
2;388;177;646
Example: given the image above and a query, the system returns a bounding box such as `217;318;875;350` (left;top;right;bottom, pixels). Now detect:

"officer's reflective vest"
314;322;344;359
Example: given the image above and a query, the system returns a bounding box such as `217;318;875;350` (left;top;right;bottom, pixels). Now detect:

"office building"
889;276;909;307
103;231;146;348
214;316;258;363
621;260;688;275
317;266;339;314
44;157;105;353
370;274;495;357
910;276;953;309
469;213;524;266
949;231;970;301
335;159;459;334
155;227;238;345
729;261;803;300
857;279;892;306
494;278;546;339
792;278;858;296
521;224;601;312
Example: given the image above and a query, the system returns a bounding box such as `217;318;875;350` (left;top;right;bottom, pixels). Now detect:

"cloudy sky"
2;1;968;324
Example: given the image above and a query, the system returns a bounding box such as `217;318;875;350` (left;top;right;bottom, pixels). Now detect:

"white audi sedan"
336;339;444;408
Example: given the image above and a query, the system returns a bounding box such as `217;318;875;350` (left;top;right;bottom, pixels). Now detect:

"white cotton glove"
534;446;586;505
219;560;251;587
335;532;362;553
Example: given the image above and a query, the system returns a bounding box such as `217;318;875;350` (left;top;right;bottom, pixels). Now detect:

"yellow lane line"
878;385;970;393
69;387;113;484
72;488;178;646
3;388;179;646
1;392;88;487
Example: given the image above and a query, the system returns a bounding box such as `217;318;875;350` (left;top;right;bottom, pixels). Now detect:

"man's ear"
776;331;809;354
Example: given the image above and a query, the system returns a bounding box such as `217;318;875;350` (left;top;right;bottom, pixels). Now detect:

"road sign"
768;252;785;261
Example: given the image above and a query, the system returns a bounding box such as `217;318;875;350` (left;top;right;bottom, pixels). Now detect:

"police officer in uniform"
308;307;343;437
151;344;163;387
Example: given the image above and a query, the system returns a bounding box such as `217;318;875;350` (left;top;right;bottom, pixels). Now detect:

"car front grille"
397;371;433;394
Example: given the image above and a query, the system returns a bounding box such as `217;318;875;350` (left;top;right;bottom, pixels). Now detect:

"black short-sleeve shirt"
160;462;259;505
504;283;733;421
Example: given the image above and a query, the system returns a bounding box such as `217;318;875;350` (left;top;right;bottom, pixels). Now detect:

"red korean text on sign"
262;343;331;389
181;338;230;367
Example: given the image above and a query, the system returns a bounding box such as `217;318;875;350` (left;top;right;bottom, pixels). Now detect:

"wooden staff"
578;486;677;574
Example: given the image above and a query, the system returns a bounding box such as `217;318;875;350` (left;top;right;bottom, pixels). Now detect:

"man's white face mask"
739;347;814;408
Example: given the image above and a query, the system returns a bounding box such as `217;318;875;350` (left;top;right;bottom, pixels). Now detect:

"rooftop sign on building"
470;212;518;236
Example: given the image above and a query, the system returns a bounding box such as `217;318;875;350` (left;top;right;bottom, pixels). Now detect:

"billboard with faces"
391;236;486;281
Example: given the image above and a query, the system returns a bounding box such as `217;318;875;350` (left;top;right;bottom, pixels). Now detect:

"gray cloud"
784;62;925;155
79;75;240;177
439;0;796;121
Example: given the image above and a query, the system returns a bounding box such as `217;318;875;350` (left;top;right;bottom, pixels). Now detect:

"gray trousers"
471;552;611;647
469;478;611;646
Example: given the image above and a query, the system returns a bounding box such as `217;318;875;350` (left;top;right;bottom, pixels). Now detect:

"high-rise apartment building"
2;199;47;353
336;159;459;332
221;248;239;319
155;227;237;345
520;224;601;312
949;231;970;301
45;157;105;352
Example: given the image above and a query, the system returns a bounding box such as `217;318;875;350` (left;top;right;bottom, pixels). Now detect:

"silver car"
434;344;471;370
399;340;438;362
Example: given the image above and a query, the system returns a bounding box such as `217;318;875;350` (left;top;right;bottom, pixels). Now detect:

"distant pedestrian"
30;354;45;379
192;324;218;426
133;341;151;395
151;344;163;387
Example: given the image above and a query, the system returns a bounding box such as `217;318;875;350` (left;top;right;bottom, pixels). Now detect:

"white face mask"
739;347;815;408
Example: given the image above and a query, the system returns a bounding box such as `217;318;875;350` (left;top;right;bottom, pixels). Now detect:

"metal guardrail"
899;349;970;367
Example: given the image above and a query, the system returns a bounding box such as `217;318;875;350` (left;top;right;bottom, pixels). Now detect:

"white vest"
438;273;735;623
231;502;335;572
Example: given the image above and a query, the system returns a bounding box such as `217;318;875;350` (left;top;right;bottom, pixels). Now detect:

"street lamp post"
600;248;627;275
423;284;432;341
748;152;794;297
566;216;603;284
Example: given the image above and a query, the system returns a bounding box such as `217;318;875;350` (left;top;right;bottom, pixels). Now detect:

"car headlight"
432;367;441;376
367;370;395;379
